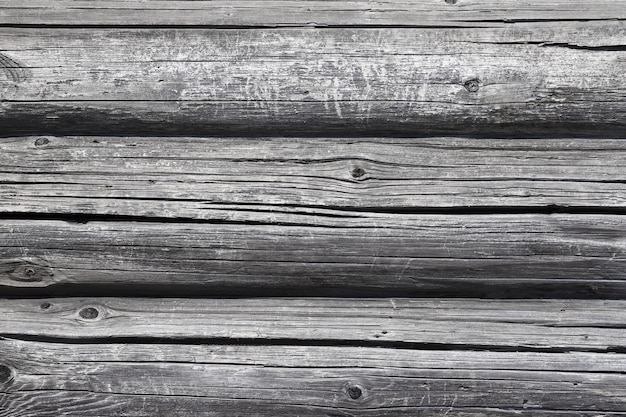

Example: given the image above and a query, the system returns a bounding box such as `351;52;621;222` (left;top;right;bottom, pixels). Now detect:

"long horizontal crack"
0;17;623;29
543;43;626;51
482;40;626;51
1;204;626;226
2;334;624;354
1;280;619;299
0;23;494;30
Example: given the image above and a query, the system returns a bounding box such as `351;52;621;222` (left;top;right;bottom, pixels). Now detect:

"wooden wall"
1;1;626;415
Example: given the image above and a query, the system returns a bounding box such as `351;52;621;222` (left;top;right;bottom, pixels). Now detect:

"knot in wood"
464;79;480;93
79;307;100;320
34;137;50;147
10;263;46;282
0;364;13;384
445;0;458;4
346;384;363;400
40;302;52;310
351;167;366;179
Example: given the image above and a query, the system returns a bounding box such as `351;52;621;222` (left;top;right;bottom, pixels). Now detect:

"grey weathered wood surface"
1;338;625;416
1;298;625;350
2;1;626;415
1;0;626;27
3;136;626;213
1;23;625;136
1;215;625;296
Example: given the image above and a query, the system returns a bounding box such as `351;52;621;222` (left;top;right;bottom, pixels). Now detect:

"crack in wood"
480;41;626;51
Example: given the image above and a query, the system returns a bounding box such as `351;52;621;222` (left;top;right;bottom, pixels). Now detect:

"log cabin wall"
1;1;626;415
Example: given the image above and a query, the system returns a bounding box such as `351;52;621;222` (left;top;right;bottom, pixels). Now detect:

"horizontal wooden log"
1;298;625;350
3;136;626;213
1;24;625;136
1;338;625;416
1;215;625;297
1;0;626;27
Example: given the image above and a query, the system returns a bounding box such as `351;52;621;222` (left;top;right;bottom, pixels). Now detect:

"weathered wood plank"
1;25;624;136
1;298;625;350
1;215;625;296
1;338;625;416
1;0;625;27
3;136;626;213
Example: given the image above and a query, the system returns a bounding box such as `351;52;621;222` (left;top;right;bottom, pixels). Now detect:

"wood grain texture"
1;24;625;136
1;215;625;297
1;298;625;351
1;338;625;416
3;136;626;214
3;1;625;414
1;0;626;27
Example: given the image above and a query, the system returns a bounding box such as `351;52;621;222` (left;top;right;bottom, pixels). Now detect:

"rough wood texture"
1;338;625;416
2;2;625;415
1;215;625;297
3;136;626;214
1;23;625;136
1;0;626;27
1;298;625;351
